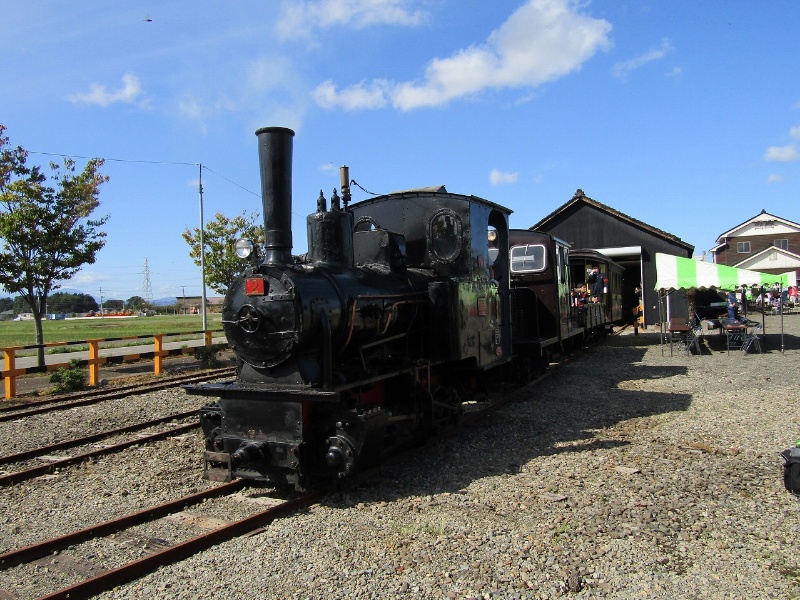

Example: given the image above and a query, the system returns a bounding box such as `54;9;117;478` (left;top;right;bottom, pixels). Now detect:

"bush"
49;359;86;393
194;344;227;369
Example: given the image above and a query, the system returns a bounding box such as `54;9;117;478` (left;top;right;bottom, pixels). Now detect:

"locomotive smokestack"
255;126;295;266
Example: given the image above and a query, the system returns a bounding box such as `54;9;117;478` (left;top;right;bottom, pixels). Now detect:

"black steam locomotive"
186;127;614;490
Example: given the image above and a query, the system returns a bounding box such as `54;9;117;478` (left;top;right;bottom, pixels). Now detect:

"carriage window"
510;244;546;273
429;210;462;261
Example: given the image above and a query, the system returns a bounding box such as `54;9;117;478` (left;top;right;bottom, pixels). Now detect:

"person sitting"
573;283;588;306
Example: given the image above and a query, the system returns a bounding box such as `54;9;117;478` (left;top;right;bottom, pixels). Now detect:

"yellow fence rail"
1;329;223;399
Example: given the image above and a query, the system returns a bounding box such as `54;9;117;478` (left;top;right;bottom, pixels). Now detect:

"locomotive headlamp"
487;230;497;242
235;238;255;259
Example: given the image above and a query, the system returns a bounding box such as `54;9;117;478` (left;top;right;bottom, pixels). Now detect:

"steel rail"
0;367;235;422
0;422;198;486
0;480;245;570
0;409;199;466
34;486;331;600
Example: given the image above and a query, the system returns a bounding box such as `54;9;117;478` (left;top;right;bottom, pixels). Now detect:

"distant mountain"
151;297;178;307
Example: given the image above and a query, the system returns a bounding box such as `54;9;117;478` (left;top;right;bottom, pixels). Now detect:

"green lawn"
0;314;224;349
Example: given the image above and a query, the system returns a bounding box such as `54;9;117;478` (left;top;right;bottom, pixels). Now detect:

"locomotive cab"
350;190;513;369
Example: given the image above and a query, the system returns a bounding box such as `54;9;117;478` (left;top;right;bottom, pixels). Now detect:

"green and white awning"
655;253;790;291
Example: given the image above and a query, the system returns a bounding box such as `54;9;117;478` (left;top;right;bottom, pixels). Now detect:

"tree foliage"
46;292;99;313
0;124;109;365
125;295;146;311
182;211;264;295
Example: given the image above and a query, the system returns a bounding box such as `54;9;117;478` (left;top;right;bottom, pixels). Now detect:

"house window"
737;241;750;253
775;239;788;250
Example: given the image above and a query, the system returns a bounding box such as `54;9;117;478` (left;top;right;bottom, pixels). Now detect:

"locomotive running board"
203;451;233;482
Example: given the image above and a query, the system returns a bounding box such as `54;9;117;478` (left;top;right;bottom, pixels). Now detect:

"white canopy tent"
654;253;793;352
655;253;791;292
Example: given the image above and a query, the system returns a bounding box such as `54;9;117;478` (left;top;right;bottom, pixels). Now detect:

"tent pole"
780;283;785;354
760;286;765;348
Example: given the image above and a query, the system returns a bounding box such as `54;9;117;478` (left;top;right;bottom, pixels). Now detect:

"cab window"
510;244;546;273
429;210;462;261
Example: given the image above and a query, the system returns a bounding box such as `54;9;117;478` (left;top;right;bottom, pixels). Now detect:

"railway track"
0;412;199;486
0;480;331;600
0;355;578;598
0;367;236;422
0;369;239;486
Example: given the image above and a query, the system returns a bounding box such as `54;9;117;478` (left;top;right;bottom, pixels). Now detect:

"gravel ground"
3;314;800;599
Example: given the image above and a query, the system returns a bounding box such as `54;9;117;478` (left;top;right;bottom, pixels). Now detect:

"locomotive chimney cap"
255;126;295;137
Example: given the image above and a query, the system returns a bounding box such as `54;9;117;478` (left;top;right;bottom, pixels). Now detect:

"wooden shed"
530;189;694;327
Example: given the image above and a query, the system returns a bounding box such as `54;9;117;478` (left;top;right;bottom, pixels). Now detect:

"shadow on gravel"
339;337;694;502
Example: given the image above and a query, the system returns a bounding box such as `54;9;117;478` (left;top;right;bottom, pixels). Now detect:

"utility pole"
99;287;105;317
198;164;208;331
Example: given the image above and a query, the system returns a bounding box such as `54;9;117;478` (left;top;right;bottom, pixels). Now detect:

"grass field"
0;314;224;350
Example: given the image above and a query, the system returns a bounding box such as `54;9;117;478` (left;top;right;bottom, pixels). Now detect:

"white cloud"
313;80;389;110
489;169;519;185
276;0;428;40
319;163;337;175
313;0;612;111
62;271;109;288
767;173;784;184
69;73;147;107
179;98;206;120
764;144;800;162
612;38;673;79
791;126;800;139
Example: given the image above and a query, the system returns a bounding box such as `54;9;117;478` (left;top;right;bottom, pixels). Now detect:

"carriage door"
556;243;571;339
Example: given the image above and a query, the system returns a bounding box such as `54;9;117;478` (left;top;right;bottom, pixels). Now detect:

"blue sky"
2;0;799;302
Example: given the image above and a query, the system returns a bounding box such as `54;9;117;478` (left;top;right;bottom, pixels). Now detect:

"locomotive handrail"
341;291;430;351
1;328;224;399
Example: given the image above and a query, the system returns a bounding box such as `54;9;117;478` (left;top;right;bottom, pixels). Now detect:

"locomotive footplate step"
204;450;233;482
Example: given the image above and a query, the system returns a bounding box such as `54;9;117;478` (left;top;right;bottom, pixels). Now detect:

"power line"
28;150;259;196
29;150;196;167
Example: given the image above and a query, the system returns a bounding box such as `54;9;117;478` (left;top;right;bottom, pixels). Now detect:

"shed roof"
530;189;693;252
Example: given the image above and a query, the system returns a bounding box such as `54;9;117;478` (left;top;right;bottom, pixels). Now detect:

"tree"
47;291;99;314
125;295;146;311
104;299;123;311
0;124;109;366
182;211;264;295
0;297;12;313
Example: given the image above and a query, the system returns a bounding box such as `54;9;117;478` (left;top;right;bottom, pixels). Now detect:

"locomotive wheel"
430;385;463;434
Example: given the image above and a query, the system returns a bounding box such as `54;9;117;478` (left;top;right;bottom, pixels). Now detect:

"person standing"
633;284;642;335
588;265;607;303
727;290;738;321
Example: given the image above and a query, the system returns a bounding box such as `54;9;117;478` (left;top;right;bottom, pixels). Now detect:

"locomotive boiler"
186;127;512;489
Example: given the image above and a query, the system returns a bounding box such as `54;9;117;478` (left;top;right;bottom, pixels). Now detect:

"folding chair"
741;323;762;354
687;323;703;354
668;317;691;356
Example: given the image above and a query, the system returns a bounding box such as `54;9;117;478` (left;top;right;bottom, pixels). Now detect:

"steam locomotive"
186;127;617;490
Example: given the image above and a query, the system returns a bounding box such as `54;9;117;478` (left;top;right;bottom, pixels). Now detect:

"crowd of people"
731;284;797;318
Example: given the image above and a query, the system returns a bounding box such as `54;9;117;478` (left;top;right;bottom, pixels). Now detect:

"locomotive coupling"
231;442;267;468
325;434;357;476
